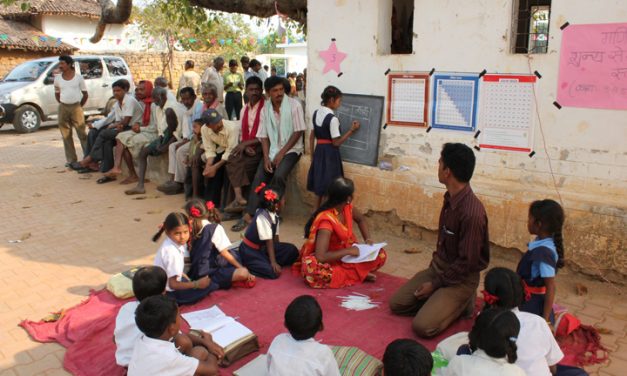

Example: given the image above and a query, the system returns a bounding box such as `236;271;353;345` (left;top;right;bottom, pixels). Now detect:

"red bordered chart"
478;74;537;153
386;73;429;127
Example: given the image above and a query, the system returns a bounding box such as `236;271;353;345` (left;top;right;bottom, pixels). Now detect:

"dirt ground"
0;124;625;375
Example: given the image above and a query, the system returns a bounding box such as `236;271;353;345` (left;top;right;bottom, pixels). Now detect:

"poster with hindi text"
557;23;627;110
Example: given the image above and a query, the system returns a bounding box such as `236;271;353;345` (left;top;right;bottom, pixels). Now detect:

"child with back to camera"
382;338;433;376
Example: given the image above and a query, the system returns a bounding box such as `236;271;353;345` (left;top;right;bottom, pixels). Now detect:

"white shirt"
313;106;341;139
256;211;280;241
154;237;187;291
114;301;141;367
179;70;201;94
201;66;224;102
94;94;144;130
200;219;232;251
154;99;185;138
256;96;308;159
128;335;199;376
513;308;563;376
251;69;268;83
267;333;340;376
54;72;87;104
442;350;526;376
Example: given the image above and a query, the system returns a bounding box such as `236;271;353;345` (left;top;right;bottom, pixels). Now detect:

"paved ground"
0;125;625;375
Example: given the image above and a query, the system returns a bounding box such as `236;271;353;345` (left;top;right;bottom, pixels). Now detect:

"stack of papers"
341;242;387;263
182;306;253;348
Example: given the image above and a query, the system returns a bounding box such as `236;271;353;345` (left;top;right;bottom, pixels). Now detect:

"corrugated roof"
0;18;78;53
0;0;101;20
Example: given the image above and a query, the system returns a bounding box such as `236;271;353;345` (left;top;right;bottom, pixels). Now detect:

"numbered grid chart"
432;73;479;132
388;75;428;125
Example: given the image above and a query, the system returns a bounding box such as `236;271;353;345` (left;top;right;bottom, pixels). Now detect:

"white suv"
0;55;134;133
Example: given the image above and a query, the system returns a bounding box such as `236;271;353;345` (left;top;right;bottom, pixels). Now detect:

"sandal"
232;278;256;289
97;176;116;184
230;218;248;232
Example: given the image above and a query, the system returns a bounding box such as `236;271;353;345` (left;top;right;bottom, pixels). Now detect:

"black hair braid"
304;200;338;238
505;340;518;364
151;227;165;243
553;230;565;269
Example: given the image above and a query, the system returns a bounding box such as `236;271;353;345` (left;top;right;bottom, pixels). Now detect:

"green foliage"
134;0;258;60
0;0;29;10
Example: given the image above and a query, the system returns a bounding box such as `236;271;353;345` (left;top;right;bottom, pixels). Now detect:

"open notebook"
341;243;387;263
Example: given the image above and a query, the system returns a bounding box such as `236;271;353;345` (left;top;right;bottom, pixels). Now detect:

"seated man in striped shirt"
389;143;490;338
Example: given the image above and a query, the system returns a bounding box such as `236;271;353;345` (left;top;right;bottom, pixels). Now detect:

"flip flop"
232;278;256;289
76;167;93;174
97;176;116;184
125;187;146;195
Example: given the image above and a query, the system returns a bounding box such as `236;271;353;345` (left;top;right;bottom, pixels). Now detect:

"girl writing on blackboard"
307;86;360;209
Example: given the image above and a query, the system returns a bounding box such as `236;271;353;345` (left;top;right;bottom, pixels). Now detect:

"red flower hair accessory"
481;290;500;305
206;201;215;210
255;182;266;193
264;189;278;202
190;206;201;218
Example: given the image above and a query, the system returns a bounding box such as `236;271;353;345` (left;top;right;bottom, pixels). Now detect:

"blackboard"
335;94;385;167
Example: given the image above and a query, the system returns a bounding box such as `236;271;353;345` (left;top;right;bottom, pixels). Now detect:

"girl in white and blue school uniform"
153;212;217;305
516;199;565;324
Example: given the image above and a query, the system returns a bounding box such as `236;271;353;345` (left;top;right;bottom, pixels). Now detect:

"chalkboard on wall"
335;94;385;167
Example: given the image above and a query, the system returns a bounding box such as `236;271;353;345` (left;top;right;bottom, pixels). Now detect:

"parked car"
0;55;134;133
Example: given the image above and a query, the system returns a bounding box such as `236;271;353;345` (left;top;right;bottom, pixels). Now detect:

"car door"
38;62;61;119
74;57;106;115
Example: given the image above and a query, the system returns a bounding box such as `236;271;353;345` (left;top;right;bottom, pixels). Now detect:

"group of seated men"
71;73;306;231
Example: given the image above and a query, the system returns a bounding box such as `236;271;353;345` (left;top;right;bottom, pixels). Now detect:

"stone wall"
0;50;57;78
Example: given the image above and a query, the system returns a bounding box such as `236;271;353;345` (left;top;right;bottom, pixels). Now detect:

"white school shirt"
513;308;564;376
267;333;340;376
312;106;341;138
94;94;144;130
154;236;187;291
127;335;198;376
113;301;141;367
256;211;280;241
200;219;232;251
54;72;87;104
441;350;526;376
256;96;308;159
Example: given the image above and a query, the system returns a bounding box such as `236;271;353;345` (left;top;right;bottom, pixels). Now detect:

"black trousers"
203;154;225;206
89;127;118;172
225;91;243;120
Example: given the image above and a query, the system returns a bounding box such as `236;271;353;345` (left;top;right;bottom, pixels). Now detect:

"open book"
341;242;387;263
182;306;253;348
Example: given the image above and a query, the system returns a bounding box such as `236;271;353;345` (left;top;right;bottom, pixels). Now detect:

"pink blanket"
21;272;476;375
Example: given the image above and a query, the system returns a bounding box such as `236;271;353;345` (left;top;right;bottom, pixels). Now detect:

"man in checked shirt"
389;143;490;338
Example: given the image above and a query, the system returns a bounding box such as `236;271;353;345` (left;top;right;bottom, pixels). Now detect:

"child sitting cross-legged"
383;339;433;376
128;295;220;376
114;266;224;368
266;295;340;376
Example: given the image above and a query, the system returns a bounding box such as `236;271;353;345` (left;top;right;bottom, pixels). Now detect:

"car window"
3;61;52;82
104;58;128;77
44;63;61;85
77;59;103;79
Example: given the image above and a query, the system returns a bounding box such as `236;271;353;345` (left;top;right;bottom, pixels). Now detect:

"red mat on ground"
21;272;477;375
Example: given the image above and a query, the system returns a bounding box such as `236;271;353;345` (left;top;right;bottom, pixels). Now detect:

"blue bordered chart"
431;73;480;132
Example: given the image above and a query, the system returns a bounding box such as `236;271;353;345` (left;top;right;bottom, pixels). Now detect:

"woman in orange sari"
294;177;387;288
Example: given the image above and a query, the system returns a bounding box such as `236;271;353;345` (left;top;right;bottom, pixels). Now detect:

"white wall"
306;0;627;275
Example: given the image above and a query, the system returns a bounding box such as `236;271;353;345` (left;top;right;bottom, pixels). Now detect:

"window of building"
512;0;551;54
76;58;103;79
391;0;414;54
104;58;128;76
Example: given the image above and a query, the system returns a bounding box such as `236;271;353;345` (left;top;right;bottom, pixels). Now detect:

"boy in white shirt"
114;266;223;368
267;295;340;376
383;339;433;376
128;295;219;376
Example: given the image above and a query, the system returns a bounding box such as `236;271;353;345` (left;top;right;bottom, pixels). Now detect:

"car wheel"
13;105;41;133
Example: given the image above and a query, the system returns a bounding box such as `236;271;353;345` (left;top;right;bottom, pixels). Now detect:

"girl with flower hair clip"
237;183;299;279
184;198;255;289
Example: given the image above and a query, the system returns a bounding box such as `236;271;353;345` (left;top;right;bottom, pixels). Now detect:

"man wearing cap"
197;108;238;204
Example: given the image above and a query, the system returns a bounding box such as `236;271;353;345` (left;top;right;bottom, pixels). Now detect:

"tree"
91;0;307;42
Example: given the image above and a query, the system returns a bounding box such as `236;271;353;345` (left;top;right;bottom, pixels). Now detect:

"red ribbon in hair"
255;182;266;194
206;201;215;210
264;189;278;202
481;290;500;305
190;206;201;218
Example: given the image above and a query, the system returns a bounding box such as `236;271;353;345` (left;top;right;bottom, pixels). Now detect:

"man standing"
157;87;203;195
389;143;490;338
224;76;265;213
240;56;252;80
223;59;244;120
249;59;268;83
54;55;88;169
231;75;306;231
178;60;201;97
201;57;225;103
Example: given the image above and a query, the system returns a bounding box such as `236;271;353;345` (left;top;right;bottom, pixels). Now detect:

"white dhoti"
116;130;157;158
168;141;190;183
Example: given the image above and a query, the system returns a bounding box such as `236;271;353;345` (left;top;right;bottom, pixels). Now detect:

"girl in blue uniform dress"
307;86;360;209
185;199;255;289
238;184;299;279
516;199;565;324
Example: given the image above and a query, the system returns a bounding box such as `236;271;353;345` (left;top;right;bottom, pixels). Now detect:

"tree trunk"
89;0;307;43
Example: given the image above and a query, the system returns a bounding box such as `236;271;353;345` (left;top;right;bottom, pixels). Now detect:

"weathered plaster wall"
305;0;627;279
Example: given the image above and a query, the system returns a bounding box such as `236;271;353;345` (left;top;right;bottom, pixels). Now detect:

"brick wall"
0;50;57;78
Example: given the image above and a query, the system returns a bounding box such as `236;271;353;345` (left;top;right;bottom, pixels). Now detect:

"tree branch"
90;0;134;43
189;0;307;24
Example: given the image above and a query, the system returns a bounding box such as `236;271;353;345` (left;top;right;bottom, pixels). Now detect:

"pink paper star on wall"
319;40;347;75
